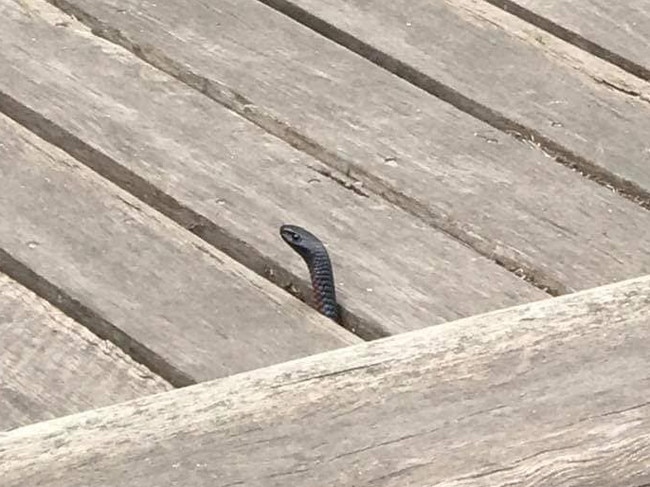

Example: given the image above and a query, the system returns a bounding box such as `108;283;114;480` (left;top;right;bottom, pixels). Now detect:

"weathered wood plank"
1;275;649;486
35;0;650;297
0;273;170;431
269;0;650;195
491;0;650;78
0;0;547;339
0;111;357;386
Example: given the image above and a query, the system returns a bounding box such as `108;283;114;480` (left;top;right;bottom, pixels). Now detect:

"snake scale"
280;224;339;322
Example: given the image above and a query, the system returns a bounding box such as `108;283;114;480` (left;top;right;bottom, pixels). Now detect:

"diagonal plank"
0;0;547;339
33;0;650;297
1;275;649;486
0;111;357;386
487;0;650;79
263;0;650;197
0;272;170;431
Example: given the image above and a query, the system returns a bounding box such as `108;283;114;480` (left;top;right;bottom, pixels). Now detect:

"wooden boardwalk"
0;0;648;484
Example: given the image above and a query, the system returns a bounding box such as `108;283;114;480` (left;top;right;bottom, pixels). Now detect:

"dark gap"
40;0;564;296
0;248;195;388
0;90;381;341
483;0;650;82
255;0;650;211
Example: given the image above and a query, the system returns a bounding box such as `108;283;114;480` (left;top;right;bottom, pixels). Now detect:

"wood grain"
1;275;649;486
0;0;547;339
271;0;650;194
493;0;650;78
34;0;650;297
286;0;650;190
0;111;357;386
0;273;170;431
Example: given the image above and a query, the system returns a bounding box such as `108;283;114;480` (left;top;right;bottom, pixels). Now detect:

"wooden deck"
2;276;649;486
0;0;648;484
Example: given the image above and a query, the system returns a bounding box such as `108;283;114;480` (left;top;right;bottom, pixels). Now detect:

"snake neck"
305;249;338;322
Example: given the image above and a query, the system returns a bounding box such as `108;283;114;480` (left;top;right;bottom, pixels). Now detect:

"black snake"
280;224;338;322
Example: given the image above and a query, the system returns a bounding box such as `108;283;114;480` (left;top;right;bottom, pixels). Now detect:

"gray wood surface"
0;273;170;431
0;0;547;339
0;111;357;387
272;0;650;197
36;0;650;297
496;0;650;77
1;274;649;486
286;0;650;189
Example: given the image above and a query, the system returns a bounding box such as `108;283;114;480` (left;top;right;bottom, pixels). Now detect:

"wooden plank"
0;273;170;431
0;111;357;387
264;0;650;196
1;275;649;486
489;0;650;79
0;0;547;339
33;0;650;298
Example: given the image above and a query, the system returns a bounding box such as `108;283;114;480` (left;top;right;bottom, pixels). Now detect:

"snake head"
280;224;324;260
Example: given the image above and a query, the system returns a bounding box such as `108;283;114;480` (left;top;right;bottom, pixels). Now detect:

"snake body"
280;224;338;322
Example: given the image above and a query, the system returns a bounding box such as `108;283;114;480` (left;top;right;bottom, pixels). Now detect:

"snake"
280;224;339;322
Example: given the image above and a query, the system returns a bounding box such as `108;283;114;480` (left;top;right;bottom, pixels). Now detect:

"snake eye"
291;233;301;242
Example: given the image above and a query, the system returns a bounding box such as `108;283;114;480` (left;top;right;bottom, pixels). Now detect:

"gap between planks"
0;274;649;486
0;109;359;387
33;0;570;296
254;0;650;212
0;247;197;388
482;0;650;82
0;0;551;344
0;90;386;342
0;272;172;431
